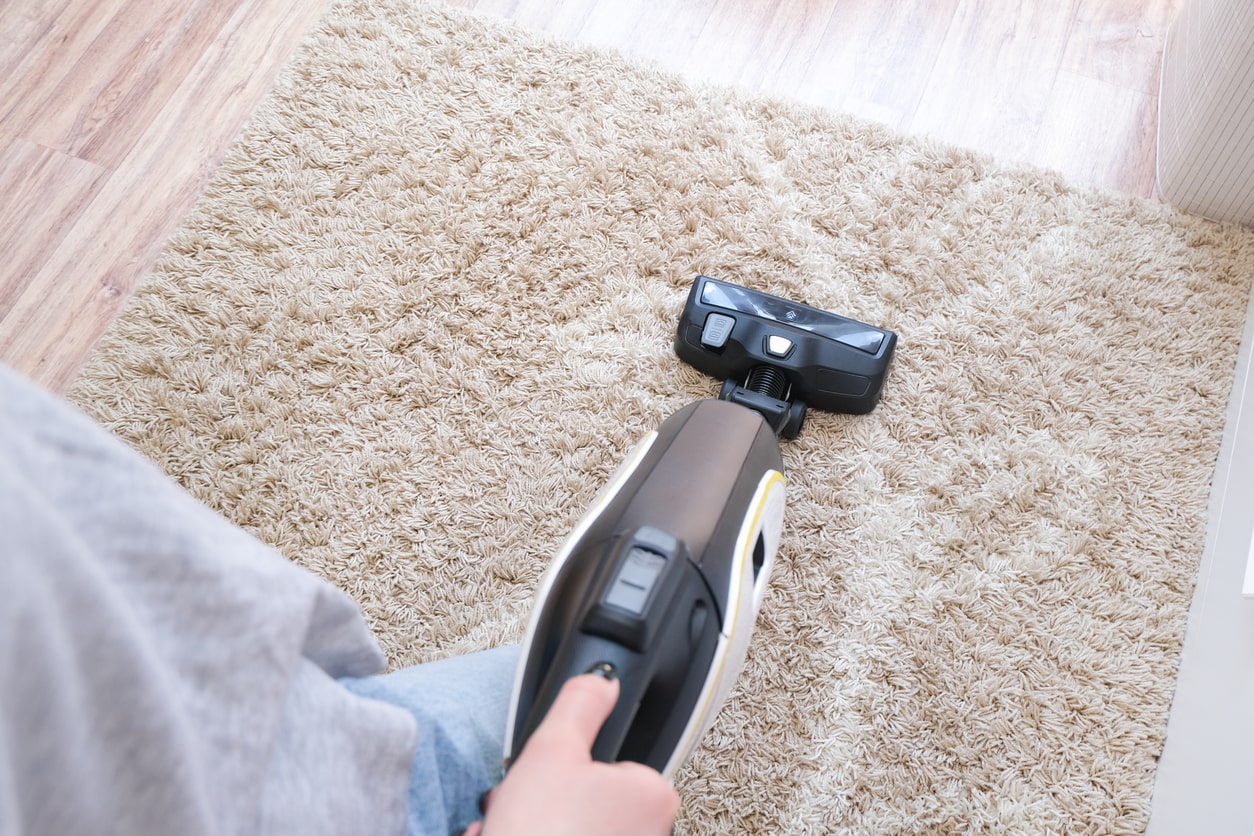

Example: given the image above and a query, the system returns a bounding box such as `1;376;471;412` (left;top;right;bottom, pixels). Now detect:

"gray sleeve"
0;366;416;836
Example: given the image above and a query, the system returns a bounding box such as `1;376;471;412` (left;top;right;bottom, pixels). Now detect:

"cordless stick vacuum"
504;275;897;778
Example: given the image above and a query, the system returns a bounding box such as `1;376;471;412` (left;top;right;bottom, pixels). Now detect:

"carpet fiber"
70;0;1254;831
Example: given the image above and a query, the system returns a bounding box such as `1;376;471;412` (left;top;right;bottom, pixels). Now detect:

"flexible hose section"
744;365;788;400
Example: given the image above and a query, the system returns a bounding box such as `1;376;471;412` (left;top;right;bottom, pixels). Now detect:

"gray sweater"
0;366;414;835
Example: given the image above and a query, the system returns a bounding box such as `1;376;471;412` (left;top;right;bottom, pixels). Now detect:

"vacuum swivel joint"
717;368;807;439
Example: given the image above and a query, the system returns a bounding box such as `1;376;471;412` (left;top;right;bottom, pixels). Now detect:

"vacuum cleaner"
503;274;897;778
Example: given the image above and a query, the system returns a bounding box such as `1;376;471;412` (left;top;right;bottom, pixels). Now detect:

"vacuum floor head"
675;275;897;436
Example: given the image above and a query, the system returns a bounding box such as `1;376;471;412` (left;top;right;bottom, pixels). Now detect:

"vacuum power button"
766;335;793;357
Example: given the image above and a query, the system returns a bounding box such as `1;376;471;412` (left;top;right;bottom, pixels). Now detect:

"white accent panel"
662;471;786;779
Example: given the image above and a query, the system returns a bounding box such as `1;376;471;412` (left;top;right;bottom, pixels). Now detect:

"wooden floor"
0;0;1181;392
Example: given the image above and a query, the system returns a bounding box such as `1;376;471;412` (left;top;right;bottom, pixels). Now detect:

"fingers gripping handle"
513;627;667;766
585;657;654;763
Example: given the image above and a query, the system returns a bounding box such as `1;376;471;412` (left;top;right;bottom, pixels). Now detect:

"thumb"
534;671;620;752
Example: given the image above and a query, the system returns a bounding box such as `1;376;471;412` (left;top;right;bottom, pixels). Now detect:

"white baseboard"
1148;274;1254;833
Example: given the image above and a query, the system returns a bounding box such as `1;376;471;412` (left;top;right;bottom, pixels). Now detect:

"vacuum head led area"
675;275;898;438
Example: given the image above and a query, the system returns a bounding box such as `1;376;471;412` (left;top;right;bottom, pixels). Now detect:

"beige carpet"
69;0;1254;831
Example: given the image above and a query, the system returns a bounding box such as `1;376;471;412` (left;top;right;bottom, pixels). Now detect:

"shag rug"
69;0;1254;831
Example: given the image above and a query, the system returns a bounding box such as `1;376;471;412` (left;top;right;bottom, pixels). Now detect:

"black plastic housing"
675;275;897;415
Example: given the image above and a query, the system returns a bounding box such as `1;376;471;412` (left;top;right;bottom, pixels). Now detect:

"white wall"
1148;276;1254;833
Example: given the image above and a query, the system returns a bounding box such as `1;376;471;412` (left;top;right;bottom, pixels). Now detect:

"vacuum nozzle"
674;275;897;438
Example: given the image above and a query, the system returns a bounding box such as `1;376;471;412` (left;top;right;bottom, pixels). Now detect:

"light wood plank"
0;0;329;390
1063;0;1181;95
910;0;1081;165
460;0;599;41
577;0;720;69
676;0;806;90
21;1;247;168
1034;69;1161;197
718;0;838;98
791;0;962;130
0;140;108;319
0;3;118;148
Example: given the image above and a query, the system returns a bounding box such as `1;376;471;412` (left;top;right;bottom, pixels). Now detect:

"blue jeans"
341;644;520;836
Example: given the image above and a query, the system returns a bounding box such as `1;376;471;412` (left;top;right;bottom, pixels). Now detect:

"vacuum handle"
517;632;660;765
519;532;701;765
586;651;660;763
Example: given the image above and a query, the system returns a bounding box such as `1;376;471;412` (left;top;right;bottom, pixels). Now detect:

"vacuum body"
504;275;896;779
504;398;785;778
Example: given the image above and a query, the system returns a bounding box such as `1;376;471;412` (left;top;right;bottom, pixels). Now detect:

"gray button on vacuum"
836;329;886;354
701;313;736;349
604;547;667;615
766;335;793;357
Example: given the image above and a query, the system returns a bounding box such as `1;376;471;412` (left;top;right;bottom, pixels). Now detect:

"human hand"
461;672;679;836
